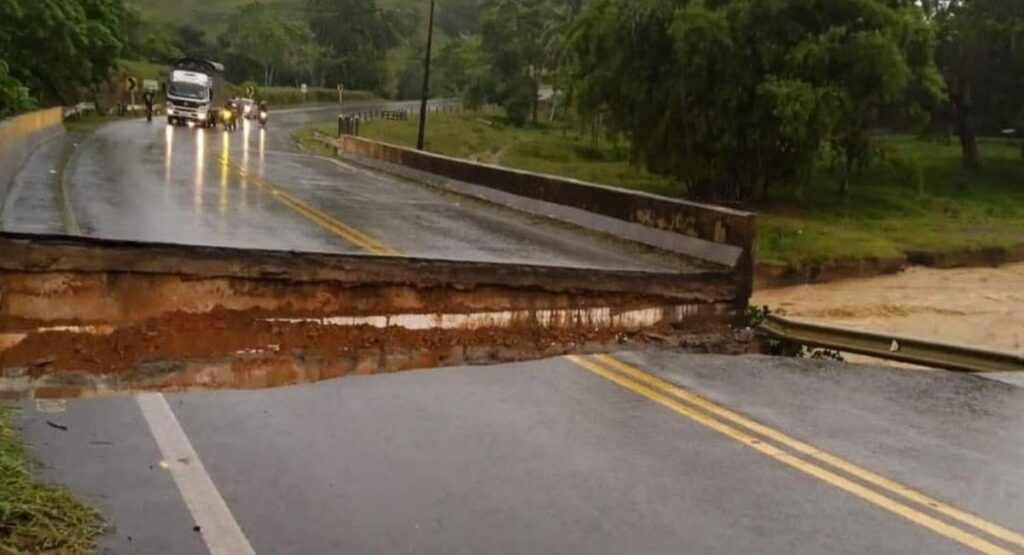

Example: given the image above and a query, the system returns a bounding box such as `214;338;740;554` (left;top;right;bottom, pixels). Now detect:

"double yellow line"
566;354;1024;555
222;153;401;256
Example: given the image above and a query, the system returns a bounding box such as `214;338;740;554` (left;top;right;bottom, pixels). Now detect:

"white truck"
165;58;225;127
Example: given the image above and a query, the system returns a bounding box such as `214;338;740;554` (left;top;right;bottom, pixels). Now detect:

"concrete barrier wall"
0;108;63;217
336;134;756;287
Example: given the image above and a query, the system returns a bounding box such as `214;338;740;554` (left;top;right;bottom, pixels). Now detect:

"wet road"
5;107;1024;554
12;353;1024;554
2;104;689;270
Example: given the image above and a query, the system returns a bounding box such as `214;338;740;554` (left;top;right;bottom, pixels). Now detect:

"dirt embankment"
0;308;636;375
753;262;1024;353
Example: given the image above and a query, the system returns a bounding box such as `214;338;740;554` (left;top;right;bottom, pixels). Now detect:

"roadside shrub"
889;156;926;195
225;85;376;106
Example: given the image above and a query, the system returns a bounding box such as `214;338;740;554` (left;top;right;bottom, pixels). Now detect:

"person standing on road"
142;90;155;122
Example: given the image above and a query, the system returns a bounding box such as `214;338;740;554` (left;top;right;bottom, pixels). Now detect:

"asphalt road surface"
11;353;1024;554
1;103;689;271
3;109;1023;554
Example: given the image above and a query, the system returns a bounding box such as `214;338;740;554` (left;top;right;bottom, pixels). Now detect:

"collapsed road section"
0;232;750;398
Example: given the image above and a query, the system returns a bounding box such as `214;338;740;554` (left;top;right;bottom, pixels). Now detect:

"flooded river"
752;262;1024;354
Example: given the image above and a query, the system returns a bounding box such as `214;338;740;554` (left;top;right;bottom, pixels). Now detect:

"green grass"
351;110;680;195
64;112;140;133
315;110;1024;267
756;136;1024;265
0;408;104;554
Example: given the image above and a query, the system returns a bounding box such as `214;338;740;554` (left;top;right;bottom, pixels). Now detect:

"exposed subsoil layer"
0;307;658;374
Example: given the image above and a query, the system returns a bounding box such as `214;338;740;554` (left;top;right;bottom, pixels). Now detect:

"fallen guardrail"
758;314;1024;373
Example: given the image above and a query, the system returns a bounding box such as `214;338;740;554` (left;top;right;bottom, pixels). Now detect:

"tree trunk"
532;69;539;124
951;79;980;169
839;155;851;195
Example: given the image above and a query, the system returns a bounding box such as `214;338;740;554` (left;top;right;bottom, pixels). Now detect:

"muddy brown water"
753;262;1024;356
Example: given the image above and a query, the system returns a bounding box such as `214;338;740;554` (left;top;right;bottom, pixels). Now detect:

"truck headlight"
197;113;207;121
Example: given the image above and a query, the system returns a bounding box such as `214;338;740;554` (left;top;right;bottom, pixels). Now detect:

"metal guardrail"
62;102;96;119
758;314;1024;373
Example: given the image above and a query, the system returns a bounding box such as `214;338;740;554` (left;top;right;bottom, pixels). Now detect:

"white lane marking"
137;393;256;555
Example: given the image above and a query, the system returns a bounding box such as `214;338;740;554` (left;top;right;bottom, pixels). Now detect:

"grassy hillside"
128;0;428;33
128;0;302;31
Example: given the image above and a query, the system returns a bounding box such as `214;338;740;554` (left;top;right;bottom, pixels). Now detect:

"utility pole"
416;0;436;151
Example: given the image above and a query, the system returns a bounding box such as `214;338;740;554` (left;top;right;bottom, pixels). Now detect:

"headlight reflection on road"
163;124;174;185
258;128;266;176
241;119;251;210
194;128;205;213
219;132;230;217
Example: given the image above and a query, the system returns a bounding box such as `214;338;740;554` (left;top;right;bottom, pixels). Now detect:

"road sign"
301;83;308;94
126;77;138;92
246;85;255;97
143;79;158;92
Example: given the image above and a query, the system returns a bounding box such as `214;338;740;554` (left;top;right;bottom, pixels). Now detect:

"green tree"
121;6;181;62
0;0;29;115
305;0;406;91
0;0;127;108
934;0;1024;168
220;3;291;86
437;0;483;36
174;24;209;59
480;0;553;125
565;0;943;201
435;35;492;102
288;23;334;87
0;60;33;117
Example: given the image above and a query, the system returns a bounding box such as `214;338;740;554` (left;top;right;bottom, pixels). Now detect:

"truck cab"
165;58;225;126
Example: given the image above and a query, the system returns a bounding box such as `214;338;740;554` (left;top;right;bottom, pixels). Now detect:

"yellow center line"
592;353;1024;551
565;354;1015;555
219;152;402;256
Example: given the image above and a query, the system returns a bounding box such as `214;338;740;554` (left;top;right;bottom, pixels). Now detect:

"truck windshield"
168;82;207;100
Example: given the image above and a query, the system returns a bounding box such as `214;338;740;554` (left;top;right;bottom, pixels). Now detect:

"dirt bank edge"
755;242;1024;290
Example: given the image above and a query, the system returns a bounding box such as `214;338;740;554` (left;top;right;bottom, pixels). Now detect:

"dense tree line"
3;0;1024;203
435;0;1024;201
0;0;131;115
565;0;944;200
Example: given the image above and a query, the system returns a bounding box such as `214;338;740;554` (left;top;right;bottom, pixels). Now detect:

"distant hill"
128;0;303;32
127;0;427;34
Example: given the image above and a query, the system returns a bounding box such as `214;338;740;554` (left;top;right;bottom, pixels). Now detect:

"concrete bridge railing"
0;107;64;221
327;132;757;300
